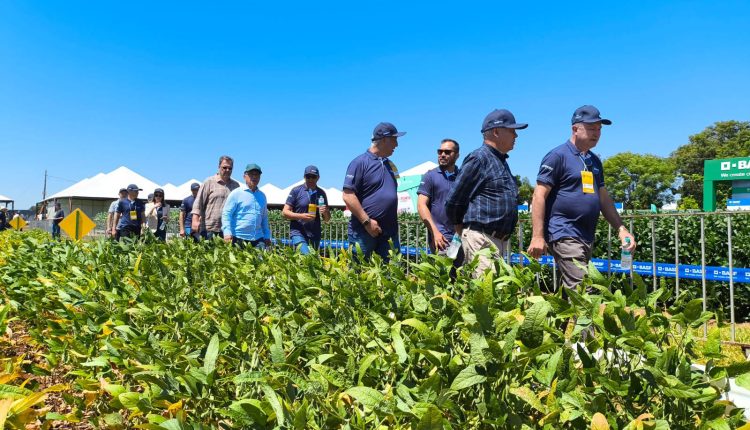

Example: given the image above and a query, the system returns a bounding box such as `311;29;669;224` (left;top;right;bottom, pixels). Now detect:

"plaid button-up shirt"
445;144;519;234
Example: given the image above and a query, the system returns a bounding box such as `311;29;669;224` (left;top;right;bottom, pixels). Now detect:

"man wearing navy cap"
111;184;146;240
527;105;636;289
343;122;404;261
222;163;272;249
179;182;200;238
446;109;527;277
282;165;331;254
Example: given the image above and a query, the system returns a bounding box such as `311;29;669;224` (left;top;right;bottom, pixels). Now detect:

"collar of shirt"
484;144;509;161
439;167;459;179
565;140;591;157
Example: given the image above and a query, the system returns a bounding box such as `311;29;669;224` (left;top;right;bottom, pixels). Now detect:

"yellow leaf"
0;372;20;385
167;399;183;415
0;398;13;429
591;412;610;430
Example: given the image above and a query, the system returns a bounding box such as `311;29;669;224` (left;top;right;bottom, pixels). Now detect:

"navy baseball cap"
372;122;406;141
154;188;164;195
245;163;262;173
304;165;320;177
190;182;200;190
481;109;528;133
127;184;142;192
118;187;127;193
572;105;612;125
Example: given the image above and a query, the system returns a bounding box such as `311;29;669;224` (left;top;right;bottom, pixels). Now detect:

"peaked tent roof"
0;194;12;202
400;161;437;177
46;166;162;201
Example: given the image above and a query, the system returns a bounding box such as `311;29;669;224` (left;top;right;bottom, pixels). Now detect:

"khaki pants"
549;237;593;289
461;227;509;277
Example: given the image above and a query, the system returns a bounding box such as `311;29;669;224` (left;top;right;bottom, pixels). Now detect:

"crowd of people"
87;104;638;289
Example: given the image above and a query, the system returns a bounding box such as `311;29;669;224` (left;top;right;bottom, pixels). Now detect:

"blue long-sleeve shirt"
445;144;519;234
221;187;271;241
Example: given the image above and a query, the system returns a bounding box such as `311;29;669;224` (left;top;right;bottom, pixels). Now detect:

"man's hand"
527;237;547;259
179;229;186;237
365;219;382;238
264;238;273;247
433;230;449;250
619;228;636;252
299;213;316;222
224;235;233;244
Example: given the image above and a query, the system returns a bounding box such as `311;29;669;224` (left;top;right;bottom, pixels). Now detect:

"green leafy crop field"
1;230;750;429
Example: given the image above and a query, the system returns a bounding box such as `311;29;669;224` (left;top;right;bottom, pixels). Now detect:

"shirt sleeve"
445;154;483;225
221;191;236;237
342;157;363;192
536;151;561;187
285;188;296;207
192;182;206;216
416;172;432;198
320;189;328;205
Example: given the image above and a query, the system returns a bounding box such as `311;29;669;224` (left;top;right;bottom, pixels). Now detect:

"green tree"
602;152;676;210
515;175;534;205
670;121;750;208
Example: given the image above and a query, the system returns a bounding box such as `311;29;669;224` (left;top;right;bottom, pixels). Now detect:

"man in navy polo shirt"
417;138;461;256
343;122;404;261
527;105;636;289
282;165;331;254
446;109;527;277
111;184;146;240
179;182;200;238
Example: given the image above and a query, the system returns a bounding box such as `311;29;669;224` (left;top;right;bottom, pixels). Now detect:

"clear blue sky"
2;1;749;209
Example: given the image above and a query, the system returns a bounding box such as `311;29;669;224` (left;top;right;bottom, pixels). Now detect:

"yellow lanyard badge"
581;171;595;194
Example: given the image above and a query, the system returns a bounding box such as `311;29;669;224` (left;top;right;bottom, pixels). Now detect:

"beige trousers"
461;227;509;277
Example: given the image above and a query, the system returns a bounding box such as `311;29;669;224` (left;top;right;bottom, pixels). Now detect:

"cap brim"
507;123;528;129
579;119;612;125
395;131;406;137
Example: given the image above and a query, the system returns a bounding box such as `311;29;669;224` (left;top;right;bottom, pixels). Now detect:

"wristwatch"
362;217;371;226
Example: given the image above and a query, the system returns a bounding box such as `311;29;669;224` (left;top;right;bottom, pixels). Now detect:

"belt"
466;224;511;241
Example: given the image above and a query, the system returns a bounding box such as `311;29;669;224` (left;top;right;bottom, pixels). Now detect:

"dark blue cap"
127;184;142;192
372;122;406;141
304;165;320;176
190;182;200;190
481;109;528;133
572;105;612;125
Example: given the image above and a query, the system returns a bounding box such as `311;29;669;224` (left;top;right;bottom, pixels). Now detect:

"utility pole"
40;170;48;219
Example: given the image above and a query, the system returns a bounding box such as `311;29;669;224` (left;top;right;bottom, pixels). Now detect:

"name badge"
581;171;595;194
130;210;138;221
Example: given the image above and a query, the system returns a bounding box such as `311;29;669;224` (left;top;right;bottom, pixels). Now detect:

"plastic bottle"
317;195;326;211
446;234;462;259
621;237;632;271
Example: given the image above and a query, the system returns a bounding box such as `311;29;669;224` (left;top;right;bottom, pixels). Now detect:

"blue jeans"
52;223;61;239
349;226;399;262
291;234;320;255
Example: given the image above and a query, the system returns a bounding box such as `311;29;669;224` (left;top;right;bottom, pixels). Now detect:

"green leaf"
450;365;486;392
683;298;704;321
357;354;378;384
416;404;444;430
735;372;750;391
519;300;551;349
270;325;285;364
261;384;285;427
345;386;385;410
118;392;141;411
510;386;545;412
203;333;220;375
391;323;408;363
159;419;184;430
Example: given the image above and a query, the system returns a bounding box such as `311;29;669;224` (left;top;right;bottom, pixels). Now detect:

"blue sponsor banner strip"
277;239;750;283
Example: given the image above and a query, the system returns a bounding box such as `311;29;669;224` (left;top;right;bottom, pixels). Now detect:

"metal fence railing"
20;211;750;341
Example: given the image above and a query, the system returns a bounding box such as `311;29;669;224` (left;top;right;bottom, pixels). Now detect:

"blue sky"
2;1;749;209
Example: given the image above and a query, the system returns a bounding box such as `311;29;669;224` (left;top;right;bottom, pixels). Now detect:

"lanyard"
578;153;592;172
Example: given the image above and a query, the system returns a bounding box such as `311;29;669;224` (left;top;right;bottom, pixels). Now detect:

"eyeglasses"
437;149;454;155
304;175;319;179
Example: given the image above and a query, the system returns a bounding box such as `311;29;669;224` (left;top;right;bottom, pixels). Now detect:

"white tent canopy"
0;194;12;202
46;166;162;200
400;161;437;177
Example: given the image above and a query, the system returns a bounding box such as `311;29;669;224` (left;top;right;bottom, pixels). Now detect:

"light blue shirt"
221;187;271;241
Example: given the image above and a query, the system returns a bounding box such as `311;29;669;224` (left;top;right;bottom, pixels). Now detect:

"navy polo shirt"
180;195;196;222
343;150;399;234
536;140;606;244
417;167;459;240
286;185;328;240
116;198;146;230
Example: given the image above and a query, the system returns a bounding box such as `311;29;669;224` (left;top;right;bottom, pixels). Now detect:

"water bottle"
621;237;632;271
317;195;326;211
446;234;462;259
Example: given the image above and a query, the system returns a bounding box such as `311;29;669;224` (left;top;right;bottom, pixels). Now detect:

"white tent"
263;180;345;207
400;161;437;177
47;166;162;200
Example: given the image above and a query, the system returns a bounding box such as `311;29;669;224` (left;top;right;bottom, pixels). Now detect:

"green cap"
244;163;262;174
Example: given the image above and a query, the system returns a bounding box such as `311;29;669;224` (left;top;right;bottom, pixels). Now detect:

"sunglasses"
437;149;455;155
305;175;319;179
